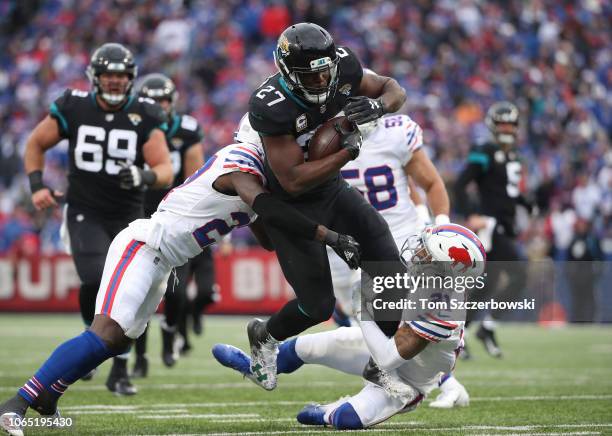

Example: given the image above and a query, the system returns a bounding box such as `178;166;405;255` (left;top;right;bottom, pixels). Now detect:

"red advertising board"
0;249;294;314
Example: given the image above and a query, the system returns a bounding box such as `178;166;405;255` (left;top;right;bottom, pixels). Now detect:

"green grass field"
1;315;611;435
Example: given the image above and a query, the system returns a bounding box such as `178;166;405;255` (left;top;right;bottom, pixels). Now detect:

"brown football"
308;116;352;161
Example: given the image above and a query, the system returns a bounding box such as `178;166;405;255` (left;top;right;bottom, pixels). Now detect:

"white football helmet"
401;223;486;278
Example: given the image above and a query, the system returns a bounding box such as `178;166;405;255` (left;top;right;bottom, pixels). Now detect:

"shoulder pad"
248;85;296;136
178;114;204;144
336;46;363;91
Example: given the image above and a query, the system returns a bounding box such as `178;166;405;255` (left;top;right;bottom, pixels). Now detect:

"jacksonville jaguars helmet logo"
278;35;290;57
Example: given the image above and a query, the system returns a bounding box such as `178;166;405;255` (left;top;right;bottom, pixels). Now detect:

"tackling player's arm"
182;143;204;179
24;115;64;210
359;321;428;371
409;177;433;225
344;70;407;125
263;134;353;196
405;149;450;224
228;171;361;268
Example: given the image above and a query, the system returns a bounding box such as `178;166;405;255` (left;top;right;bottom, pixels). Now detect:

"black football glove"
344;96;385;124
118;162;157;190
335;122;362;160
325;230;361;270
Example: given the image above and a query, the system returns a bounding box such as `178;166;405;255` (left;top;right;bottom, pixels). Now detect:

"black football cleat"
105;375;137;396
161;324;177;367
476;325;503;358
131;355;149;378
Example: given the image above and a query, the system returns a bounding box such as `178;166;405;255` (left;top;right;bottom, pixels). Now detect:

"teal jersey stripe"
49;102;68;134
167;115;180;138
467;151;489;170
278;77;309;110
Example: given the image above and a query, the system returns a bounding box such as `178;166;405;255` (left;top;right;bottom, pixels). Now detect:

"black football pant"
67;205;141;326
466;231;527;324
265;184;403;340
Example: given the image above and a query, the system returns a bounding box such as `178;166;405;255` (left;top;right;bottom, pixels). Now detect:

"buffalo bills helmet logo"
448;245;473;272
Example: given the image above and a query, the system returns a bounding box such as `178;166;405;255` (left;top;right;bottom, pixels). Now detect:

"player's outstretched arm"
141;128;174;188
263;135;353;196
406;149;450;224
359;321;428;371
24;115;64;210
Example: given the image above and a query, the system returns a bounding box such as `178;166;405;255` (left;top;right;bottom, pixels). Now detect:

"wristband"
434;214;450;225
142;169;157;186
323;229;339;245
28;170;45;193
415;204;431;224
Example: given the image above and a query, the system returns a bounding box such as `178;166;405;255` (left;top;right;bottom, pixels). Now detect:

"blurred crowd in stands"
0;0;610;314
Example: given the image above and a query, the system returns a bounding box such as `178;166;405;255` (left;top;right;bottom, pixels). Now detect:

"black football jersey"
50;89;167;217
144;113;203;215
248;46;363;200
455;142;524;235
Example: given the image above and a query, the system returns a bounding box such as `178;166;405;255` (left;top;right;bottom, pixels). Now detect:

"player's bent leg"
429;373;470;409
0;321;121;434
294;327;370;376
94;228;172;395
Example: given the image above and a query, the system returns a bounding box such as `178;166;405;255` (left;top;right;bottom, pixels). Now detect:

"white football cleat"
1;412;24;436
429;376;469;408
247;319;279;391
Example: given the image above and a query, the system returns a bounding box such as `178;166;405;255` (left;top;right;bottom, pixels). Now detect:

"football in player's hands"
308;116;352;161
344;96;385;124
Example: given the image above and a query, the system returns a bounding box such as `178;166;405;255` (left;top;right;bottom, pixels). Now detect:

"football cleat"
161;323;177;367
212;344;252;376
362;357;417;399
296;404;326;426
429;376;470;408
0;412;24;436
106;376;137;396
131;355;149;378
247;319;279;391
0;396;28;436
476;325;503;358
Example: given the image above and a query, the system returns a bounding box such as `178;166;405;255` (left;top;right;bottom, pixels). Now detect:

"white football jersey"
341;114;425;247
147;142;265;266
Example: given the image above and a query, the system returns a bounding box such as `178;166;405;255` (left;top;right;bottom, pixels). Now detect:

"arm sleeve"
251;193;319;241
360;321;406;371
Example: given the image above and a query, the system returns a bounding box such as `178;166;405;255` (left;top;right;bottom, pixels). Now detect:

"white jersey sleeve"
392;114;423;166
218;142;266;184
409;314;461;343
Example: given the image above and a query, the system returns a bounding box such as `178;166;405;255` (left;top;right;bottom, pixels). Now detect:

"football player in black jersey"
245;23;408;390
23;43;173;395
454;101;531;358
131;73;212;376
